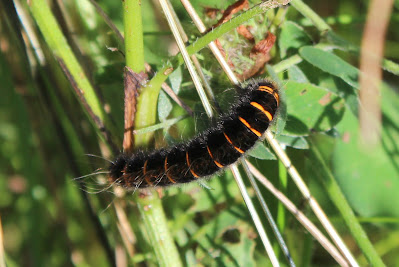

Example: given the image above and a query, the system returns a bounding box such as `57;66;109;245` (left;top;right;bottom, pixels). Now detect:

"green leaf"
248;143;276;160
299;46;359;88
279;21;312;58
284;81;346;135
157;90;172;122
276;135;309;149
169;66;182;94
288;65;309;83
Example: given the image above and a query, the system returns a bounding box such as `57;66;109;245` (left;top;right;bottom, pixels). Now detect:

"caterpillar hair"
108;79;280;189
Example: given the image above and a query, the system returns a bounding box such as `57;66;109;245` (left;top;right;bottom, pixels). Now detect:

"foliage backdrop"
1;0;398;266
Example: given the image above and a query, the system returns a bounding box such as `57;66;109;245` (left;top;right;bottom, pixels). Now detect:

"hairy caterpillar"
108;79;279;189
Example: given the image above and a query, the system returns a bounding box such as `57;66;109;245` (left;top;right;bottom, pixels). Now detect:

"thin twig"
159;0;214;117
180;0;240;85
230;164;280;266
241;160;296;267
115;202;136;258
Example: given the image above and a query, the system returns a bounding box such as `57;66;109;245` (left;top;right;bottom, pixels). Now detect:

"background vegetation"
1;0;398;266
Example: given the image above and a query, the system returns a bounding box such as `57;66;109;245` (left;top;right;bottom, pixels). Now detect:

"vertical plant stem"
122;1;182;266
123;0;155;147
137;192;183;267
123;0;145;73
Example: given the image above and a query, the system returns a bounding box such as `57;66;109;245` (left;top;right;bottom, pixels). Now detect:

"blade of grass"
159;0;214;118
241;160;295;266
230;164;280;266
308;137;386;267
28;0;119;148
266;131;359;266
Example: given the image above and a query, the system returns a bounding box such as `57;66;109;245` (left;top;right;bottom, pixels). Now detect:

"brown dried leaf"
236;25;254;43
250;32;276;55
203;7;221;19
237;32;276;80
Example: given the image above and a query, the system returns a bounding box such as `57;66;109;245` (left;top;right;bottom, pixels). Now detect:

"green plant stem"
290;0;331;32
123;0;145;73
382;58;399;75
122;1;182;266
28;0;116;144
123;0;148;147
137;192;183;267
309;138;386;267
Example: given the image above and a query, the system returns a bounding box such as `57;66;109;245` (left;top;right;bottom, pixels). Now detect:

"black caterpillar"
108;79;279;189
